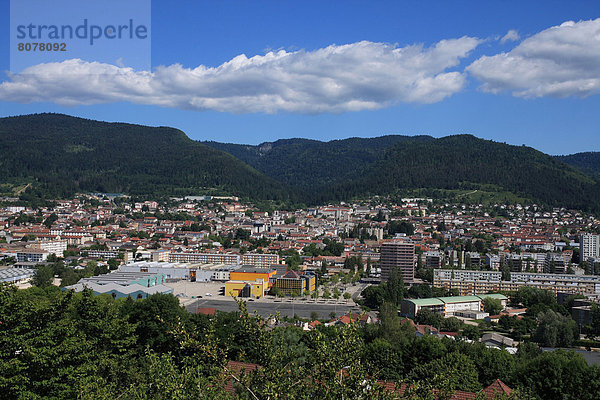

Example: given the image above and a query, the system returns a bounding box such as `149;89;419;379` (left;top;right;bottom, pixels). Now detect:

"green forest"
2;113;600;211
206;133;600;210
0;114;295;202
2;284;600;400
556;152;600;180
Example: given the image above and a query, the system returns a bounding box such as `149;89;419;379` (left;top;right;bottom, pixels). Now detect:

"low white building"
400;294;507;318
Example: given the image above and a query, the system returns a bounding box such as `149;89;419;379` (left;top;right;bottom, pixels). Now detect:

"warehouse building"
64;270;172;299
0;267;34;285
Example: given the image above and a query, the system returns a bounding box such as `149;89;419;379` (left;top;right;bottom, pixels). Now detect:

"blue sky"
0;1;599;155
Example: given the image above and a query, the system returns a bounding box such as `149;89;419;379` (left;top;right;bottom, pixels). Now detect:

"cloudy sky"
1;1;599;154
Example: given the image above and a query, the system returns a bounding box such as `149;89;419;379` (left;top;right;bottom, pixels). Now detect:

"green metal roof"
407;298;444;306
406;294;507;306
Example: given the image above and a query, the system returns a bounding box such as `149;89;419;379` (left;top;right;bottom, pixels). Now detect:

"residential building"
168;252;279;267
544;253;568;274
169;252;240;264
151;249;170;262
581;234;600;259
423;251;443;269
486;254;501;270
28;240;67;257
380;241;415;282
505;254;523;272
241;253;279;267
86;249;121;259
434;268;600;296
16;249;48;263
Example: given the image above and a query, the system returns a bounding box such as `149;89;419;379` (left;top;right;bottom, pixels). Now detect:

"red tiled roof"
482;379;512;398
224;361;262;394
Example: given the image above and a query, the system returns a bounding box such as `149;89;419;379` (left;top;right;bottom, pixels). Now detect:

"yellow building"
224;279;268;299
273;270;317;296
230;266;276;286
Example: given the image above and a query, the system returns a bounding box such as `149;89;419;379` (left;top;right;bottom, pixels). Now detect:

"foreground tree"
534;309;578;348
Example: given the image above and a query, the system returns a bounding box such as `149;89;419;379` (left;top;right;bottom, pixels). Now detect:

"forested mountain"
556;152;600;180
1;113;599;210
207;135;600;210
326;135;600;210
204;135;433;189
0;113;295;201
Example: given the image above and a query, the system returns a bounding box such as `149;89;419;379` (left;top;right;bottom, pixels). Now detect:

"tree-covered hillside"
327;135;600;210
0;114;295;201
204;135;433;189
2;113;599;210
207;134;600;210
556;152;600;180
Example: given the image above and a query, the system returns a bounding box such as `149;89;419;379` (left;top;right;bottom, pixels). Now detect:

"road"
186;298;359;319
352;283;369;301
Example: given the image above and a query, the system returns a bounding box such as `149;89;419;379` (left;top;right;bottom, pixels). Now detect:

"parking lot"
165;280;227;299
186;297;360;319
165;279;361;318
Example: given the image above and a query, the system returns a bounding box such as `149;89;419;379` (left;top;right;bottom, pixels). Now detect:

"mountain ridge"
0;113;296;202
205;133;600;210
1;113;599;210
555;152;600;180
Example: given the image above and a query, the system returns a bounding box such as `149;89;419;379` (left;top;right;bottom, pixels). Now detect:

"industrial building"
64;270;172;299
120;261;238;282
0;267;34;285
224;279;268;299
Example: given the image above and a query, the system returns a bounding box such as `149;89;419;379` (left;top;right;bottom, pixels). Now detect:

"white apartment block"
16;250;49;263
168;252;279;267
433;269;600;296
86;250;121;259
581;234;600;259
485;254;501;270
28;240;68;257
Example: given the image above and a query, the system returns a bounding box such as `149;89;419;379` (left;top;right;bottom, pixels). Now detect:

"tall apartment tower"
580;234;600;260
380;241;415;283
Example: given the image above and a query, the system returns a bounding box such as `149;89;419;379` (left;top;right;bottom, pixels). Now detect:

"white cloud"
468;19;600;98
500;29;520;44
0;38;481;113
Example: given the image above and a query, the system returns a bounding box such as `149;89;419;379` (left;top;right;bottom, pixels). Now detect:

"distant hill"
2;113;599;210
555;152;600;180
207;135;600;210
204;135;433;189
326;135;600;210
0;113;295;201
